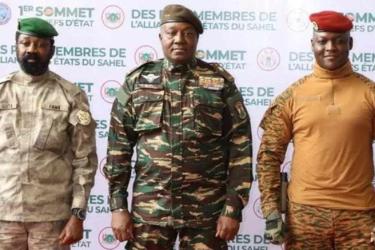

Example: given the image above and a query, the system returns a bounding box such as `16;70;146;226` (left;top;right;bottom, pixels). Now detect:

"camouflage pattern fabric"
285;202;375;250
0;220;69;250
264;210;286;244
256;80;298;217
0;70;97;222
104;58;252;228
126;223;227;250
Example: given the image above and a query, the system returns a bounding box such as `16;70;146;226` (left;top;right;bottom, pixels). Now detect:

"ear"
49;46;55;59
310;38;314;51
349;36;353;50
159;33;162;41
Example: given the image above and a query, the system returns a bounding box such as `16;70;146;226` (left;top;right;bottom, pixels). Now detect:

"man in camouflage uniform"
104;4;252;250
257;11;375;249
0;18;97;249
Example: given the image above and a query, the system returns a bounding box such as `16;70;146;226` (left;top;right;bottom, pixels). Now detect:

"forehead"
313;31;349;40
18;33;50;42
161;22;196;31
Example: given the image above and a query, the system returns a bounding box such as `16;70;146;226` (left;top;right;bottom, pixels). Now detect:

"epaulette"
209;63;234;82
126;60;163;78
50;71;81;96
0;72;16;84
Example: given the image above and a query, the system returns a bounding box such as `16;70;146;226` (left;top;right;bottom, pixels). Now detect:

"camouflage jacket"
104;58;252;228
0;70;97;222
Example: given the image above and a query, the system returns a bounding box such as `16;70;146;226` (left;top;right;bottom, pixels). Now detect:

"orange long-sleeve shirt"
257;62;375;216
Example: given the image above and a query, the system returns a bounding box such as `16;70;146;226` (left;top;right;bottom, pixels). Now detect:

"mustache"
22;53;41;63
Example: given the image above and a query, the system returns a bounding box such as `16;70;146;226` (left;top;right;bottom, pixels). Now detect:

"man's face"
159;22;198;65
16;34;54;76
311;31;353;70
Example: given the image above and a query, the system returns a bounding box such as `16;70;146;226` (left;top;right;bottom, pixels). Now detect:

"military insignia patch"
199;76;224;90
77;110;91;125
141;73;160;84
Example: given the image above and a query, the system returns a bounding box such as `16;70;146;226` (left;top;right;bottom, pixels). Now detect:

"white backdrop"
0;0;374;249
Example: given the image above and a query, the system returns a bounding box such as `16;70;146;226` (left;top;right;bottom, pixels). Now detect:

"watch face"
72;208;86;220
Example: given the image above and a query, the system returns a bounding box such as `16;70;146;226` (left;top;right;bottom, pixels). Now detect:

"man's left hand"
215;216;240;241
59;216;84;245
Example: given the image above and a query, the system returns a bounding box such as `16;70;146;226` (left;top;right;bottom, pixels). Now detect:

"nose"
325;41;337;51
174;32;186;43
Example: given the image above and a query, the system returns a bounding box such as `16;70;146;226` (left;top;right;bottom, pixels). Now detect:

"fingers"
215;218;239;241
113;226;134;242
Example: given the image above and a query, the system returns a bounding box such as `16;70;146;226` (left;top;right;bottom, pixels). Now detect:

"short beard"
17;52;51;76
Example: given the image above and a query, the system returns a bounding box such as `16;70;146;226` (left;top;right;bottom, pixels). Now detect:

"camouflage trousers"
125;223;227;250
0;220;69;250
285;202;375;250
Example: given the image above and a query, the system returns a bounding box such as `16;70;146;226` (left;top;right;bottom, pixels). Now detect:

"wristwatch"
71;208;86;220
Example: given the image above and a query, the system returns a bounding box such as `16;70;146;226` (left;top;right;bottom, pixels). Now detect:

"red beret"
309;11;353;32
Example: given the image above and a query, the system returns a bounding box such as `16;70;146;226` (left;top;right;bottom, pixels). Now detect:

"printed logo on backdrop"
288;51;313;71
102;5;125;29
18;5;95;27
98;227;120;250
130;8;278;31
198;10;278;31
0;44;16;65
344;12;375;32
257;47;280;71
288;50;375;73
352;52;375;72
196;49;247;70
100;80;122;103
286;9;309;32
71;229;92;248
239;86;275;106
228;233;272;249
0;2;11;25
75;82;94;102
96;119;109;139
252;197;263;219
134;45;158;65
53;47;126;68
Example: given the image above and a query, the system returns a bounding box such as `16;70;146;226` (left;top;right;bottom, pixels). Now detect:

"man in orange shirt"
257;11;375;249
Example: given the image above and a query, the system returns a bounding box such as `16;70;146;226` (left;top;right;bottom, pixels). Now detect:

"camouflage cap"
18;17;58;38
161;4;203;34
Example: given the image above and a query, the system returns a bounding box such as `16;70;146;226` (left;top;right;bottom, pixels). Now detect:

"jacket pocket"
194;90;225;137
0;103;18;150
34;104;69;154
133;87;164;132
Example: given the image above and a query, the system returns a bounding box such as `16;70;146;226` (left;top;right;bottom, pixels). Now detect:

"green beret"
161;4;203;34
18;17;58;38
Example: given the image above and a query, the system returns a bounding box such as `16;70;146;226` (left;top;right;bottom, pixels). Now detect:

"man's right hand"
264;210;287;244
111;209;134;242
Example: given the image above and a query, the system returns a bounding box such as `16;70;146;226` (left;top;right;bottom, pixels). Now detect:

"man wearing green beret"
0;17;97;249
104;4;253;250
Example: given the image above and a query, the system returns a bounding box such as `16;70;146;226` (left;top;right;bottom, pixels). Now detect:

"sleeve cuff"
220;204;242;221
109;196;128;211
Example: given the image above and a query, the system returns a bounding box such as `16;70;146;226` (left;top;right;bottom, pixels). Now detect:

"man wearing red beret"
257;10;375;249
